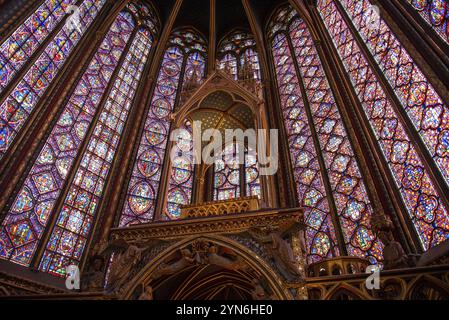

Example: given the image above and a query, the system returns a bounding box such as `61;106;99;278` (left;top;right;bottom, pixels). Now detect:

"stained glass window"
245;147;261;197
165;120;194;219
183;52;206;91
119;47;183;227
127;1;159;36
340;0;449;185
407;0;449;44
213;142;261;201
317;0;449;249
271;32;338;263
218;53;238;80
0;11;135;267
241;48;261;81
0;1;159;273
217;31;261;81
0;0;106;159
214;143;242;201
120;29;207;226
270;6;382;264
0;0;77;91
40;27;153;277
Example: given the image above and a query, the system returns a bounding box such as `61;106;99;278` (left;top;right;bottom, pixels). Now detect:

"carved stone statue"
223;63;233;77
151;248;196;280
206;244;248;271
250;279;269;300
182;65;202;92
371;212;417;270
250;279;278;300
249;226;302;281
107;242;146;294
239;54;253;81
81;255;105;292
298;229;307;254
137;284;154;300
150;241;250;280
378;231;413;270
242;219;305;283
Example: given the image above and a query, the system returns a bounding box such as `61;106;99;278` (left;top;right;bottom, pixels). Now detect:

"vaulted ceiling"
149;0;284;42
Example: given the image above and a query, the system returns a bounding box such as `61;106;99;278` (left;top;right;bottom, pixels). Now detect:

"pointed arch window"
214;143;242;201
317;0;449;249
165;48;206;219
213;142;262;201
0;0;107;159
269;6;382;264
119;46;183;226
119;28;207;226
40;27;154;276
0;3;159;275
217;31;261;81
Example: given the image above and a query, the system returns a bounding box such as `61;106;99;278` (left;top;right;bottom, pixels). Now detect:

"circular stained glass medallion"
145;121;166;145
138;149;161;178
129;182;154;214
163;61;181;77
158;78;176;96
152;99;172;119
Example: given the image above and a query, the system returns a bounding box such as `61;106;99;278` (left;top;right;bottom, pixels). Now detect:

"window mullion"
308;3;418;254
394;0;449;56
96;30;162;242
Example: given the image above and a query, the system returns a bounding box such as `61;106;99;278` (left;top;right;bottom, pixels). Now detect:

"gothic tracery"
0;0;448;301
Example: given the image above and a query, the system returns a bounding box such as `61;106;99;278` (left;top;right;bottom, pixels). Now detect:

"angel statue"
236;218;305;282
206;244;249;271
137;284;154;300
150;247;196;280
101;239;160;295
250;279;270;300
81;255;105;292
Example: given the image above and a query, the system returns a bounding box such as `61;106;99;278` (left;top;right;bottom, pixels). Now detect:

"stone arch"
165;71;276;206
172;71;263;129
324;283;372;300
406;274;449;300
121;235;293;300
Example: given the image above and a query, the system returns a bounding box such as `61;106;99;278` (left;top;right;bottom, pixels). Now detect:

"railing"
180;196;261;219
4;264;448;300
286;264;449;300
